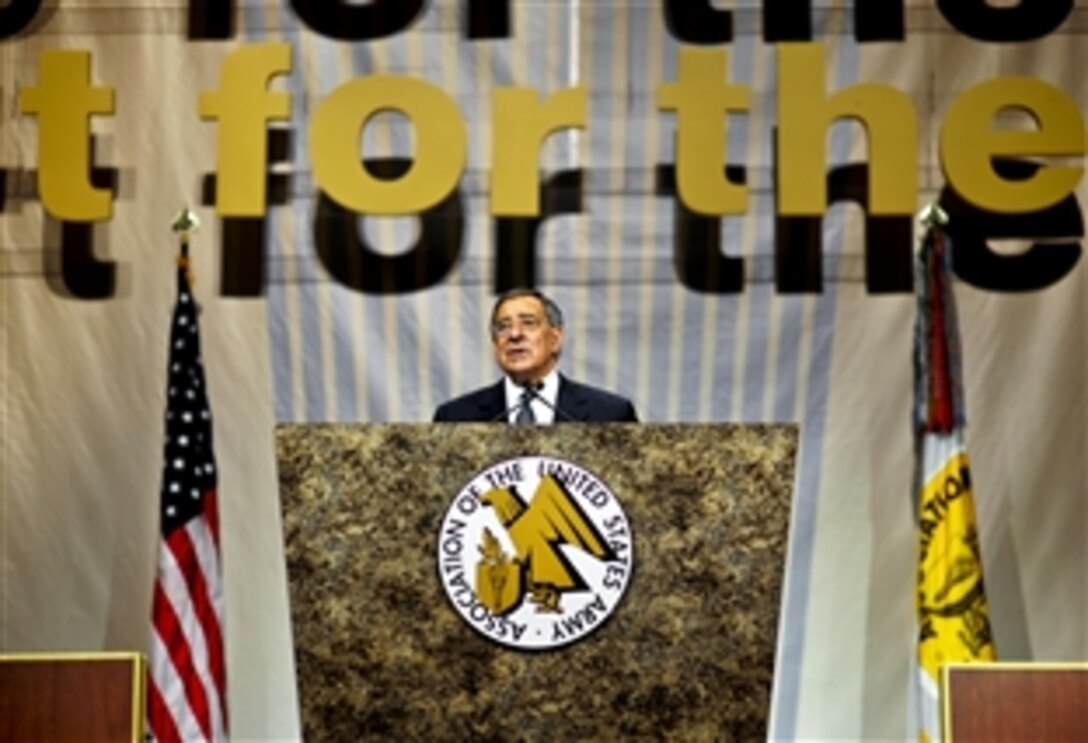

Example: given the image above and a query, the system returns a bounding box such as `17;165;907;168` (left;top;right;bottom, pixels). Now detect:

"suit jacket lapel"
476;380;508;422
556;376;590;422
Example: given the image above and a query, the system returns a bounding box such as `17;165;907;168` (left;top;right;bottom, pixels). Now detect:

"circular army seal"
436;456;634;650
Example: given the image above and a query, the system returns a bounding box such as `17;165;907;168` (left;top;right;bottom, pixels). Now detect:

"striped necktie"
515;388;535;425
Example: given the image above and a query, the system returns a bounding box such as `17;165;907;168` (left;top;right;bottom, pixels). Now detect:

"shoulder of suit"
561;377;634;406
434;380;504;420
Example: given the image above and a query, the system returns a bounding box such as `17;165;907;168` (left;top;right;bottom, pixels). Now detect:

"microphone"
488;382;543;423
522;382;578;423
489;382;578;423
490;395;528;423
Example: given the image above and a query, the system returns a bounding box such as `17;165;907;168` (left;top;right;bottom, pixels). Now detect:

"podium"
943;663;1088;741
0;652;145;742
275;423;797;741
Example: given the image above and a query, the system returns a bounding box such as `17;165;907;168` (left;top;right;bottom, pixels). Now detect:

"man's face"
491;295;564;384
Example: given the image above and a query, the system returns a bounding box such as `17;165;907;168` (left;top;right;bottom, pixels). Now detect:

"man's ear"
550;326;565;355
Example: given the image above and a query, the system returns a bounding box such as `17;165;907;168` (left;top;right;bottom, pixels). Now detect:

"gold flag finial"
171;208;200;281
171;207;201;242
917;203;949;228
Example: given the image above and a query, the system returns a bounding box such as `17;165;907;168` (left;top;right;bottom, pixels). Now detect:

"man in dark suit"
433;289;638;423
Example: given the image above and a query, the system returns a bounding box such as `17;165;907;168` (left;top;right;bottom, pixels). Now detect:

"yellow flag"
912;225;995;742
915;432;996;742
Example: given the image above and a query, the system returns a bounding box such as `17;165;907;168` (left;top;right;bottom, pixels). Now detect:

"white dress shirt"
503;370;559;424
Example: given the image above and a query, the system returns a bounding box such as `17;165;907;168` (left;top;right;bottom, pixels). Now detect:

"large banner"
3;2;1085;739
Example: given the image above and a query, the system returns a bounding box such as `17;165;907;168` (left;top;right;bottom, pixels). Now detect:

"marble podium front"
275;423;797;742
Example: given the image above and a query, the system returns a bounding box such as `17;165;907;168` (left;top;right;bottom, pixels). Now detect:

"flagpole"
910;198;996;743
170;206;200;266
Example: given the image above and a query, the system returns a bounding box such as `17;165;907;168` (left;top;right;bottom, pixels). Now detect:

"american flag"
148;262;229;742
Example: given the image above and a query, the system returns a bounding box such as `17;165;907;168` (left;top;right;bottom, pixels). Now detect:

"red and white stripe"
148;490;228;743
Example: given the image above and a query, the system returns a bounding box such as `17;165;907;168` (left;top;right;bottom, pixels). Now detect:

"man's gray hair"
489;288;564;336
